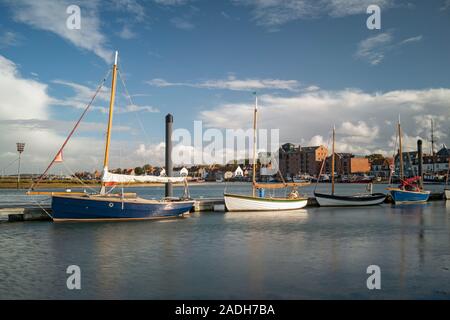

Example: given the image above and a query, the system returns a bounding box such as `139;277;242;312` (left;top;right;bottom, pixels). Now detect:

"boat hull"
51;195;195;221
314;192;386;207
446;189;450;200
388;189;430;204
224;193;308;212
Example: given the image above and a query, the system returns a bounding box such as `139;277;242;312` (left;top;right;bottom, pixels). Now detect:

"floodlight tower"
16;142;25;189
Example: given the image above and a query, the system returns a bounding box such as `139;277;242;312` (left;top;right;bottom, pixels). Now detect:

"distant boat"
28;51;194;221
314;126;386;207
293;174;311;183
349;174;373;184
386;117;430;204
224;93;309;212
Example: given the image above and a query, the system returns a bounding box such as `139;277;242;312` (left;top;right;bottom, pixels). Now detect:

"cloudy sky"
0;0;449;173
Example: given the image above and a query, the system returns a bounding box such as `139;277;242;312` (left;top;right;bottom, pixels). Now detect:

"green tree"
143;164;153;174
134;167;144;175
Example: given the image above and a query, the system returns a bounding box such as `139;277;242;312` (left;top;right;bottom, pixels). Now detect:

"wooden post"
331;126;335;195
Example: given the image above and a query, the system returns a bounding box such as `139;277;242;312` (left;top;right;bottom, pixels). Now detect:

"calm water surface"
0;183;449;299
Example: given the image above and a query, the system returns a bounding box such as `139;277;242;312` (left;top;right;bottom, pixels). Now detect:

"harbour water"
0;183;449;299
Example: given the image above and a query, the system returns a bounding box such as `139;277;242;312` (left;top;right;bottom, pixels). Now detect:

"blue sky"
0;0;450;172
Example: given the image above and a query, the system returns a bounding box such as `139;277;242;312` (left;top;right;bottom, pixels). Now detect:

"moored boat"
314;192;386;207
224;193;308;211
387;118;429;205
52;194;194;221
313;126;386;207
28;51;195;221
387;188;430;204
223;93;309;212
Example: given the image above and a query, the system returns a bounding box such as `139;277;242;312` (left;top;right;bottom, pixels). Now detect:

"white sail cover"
102;169;185;183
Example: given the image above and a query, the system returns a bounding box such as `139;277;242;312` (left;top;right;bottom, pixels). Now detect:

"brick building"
279;143;328;178
325;153;370;175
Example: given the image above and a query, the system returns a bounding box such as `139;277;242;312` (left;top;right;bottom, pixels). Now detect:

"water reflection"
1;187;450;299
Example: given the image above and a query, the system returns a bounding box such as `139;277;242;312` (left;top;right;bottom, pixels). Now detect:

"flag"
54;151;63;163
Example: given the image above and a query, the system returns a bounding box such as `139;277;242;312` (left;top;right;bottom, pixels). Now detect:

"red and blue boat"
387;117;430;204
387;177;430;204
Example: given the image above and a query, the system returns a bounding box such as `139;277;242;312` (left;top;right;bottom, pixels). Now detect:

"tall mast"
431;118;435;173
101;51;118;193
446;155;450;185
252;93;258;197
398;115;404;181
331;125;335;195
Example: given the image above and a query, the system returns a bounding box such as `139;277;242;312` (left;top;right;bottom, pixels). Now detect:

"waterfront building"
370;157;394;178
325;153;370;175
278;143;328;178
394;146;449;177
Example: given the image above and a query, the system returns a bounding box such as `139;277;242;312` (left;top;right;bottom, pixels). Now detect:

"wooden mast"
331;125;335;195
252;93;258;197
101;51;118;194
446;154;450;185
398;115;404;181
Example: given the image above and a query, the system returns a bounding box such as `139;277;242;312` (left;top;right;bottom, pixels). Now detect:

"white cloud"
170;17;195;30
51;79;110;110
147;76;301;91
117;104;160;113
400;35;423;45
0;55;106;173
110;0;146;22
199;87;450;155
153;0;191;5
355;32;393;65
0;55;51;120
6;0;113;63
355;32;423;65
232;0;394;28
0;31;22;48
0;55;148;174
117;25;137;39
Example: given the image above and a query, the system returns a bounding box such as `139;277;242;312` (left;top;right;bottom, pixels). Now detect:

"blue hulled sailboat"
28;52;194;221
387;118;430;204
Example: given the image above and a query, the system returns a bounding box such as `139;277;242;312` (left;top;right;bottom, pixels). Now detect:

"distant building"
300;146;328;176
370;157;394;178
179;167;189;177
279;143;301;178
234;166;243;177
394;145;449;176
278;143;328;178
325;153;370;175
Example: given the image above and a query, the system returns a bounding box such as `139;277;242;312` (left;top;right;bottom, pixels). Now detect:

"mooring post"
165;114;173;198
417;139;423;189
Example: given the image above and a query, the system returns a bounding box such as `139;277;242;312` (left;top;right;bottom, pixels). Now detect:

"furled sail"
102;169;186;183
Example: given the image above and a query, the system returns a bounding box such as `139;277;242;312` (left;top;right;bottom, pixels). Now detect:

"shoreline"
0;180;421;190
0;181;249;189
